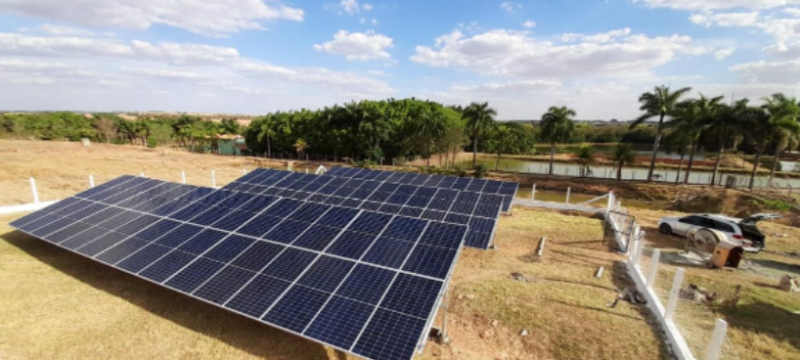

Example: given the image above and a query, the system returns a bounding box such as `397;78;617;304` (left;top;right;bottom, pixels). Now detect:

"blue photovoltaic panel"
10;175;467;360
223;168;501;249
325;166;518;212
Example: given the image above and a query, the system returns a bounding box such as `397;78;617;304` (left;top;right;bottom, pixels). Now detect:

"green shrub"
473;164;488;178
761;199;792;211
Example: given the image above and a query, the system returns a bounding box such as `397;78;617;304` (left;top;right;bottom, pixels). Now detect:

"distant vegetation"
2;90;799;190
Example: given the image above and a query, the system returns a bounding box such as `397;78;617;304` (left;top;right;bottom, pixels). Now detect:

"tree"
630;85;692;182
573;145;596;177
414;104;448;166
540;106;576;175
762;94;800;185
220;118;241;135
612;143;636;181
463;102;497;168
294;138;308;158
492;125;513;171
741;102;800;190
670;95;722;183
133;119;151;147
708;99;748;185
663;129;691;184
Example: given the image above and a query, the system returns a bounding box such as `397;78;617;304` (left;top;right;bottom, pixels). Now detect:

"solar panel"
10;175;468;360
223;168;502;249
324;166;518;212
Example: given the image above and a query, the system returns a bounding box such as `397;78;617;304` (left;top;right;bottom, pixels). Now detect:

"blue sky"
0;0;797;119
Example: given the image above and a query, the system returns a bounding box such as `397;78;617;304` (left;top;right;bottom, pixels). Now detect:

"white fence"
606;194;730;360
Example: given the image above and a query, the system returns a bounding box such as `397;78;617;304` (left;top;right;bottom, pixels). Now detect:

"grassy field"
0;140;666;360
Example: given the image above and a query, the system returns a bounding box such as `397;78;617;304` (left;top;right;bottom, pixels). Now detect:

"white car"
658;213;780;251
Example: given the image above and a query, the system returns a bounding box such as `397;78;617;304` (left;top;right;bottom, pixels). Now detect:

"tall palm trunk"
710;133;726;185
472;135;478;169
683;140;698;184
675;152;685;184
769;144;782;186
647;112;665;182
617;162;623;180
549;143;556;175
749;146;765;190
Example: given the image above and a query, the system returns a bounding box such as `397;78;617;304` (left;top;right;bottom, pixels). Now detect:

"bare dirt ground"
0;140;666;360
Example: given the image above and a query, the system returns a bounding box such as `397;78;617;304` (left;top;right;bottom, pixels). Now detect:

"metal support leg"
440;288;451;344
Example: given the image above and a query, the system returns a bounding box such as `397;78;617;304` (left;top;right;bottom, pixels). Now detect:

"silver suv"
658;213;780;251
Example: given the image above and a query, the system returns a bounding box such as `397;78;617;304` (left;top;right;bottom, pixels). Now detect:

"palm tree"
708;99;748;185
220;118;240;135
670;95;722;183
762;94;800;185
662;129;691;184
630;85;692;182
612;143;636;180
540;106;576;175
492;124;513;171
742;103;800;190
573;145;596;177
294;138;309;158
463;102;497;168
257;116;277;157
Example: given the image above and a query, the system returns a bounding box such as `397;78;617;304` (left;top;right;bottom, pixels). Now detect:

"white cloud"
0;0;304;37
372;18;378;25
714;48;735;59
152;90;171;95
522;20;536;28
763;41;800;58
689;11;759;27
411;29;708;78
363;3;373;11
559;28;632;43
314;30;393;61
730;60;800;84
0;32;241;65
632;0;800;11
122;67;211;81
31;24;95;36
233;60;393;94
451;79;562;93
341;0;361;14
500;1;522;13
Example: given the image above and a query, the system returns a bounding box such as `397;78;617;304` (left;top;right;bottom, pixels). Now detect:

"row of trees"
633;86;800;189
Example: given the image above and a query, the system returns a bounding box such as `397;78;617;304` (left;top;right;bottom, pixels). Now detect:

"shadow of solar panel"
10;175;468;360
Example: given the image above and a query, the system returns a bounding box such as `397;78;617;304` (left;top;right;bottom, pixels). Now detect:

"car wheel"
659;224;672;235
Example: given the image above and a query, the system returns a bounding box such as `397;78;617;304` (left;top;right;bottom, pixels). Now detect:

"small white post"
664;268;685;321
181;171;187;184
306;168;309;174
646;249;661;287
29;177;40;204
531;184;536;201
537;237;547;256
242;168;247;175
633;238;646;265
211;170;217;189
139;172;145;177
565;187;571;203
88;175;95;188
595;266;604;278
705;319;728;360
606;191;614;215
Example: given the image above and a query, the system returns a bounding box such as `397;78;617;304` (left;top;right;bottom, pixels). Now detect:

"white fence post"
646;249;661;287
565;187;571;203
242;168;247;175
181;171;186;184
705;319;728;360
537;237;547;257
88;175;95;189
606;192;613;216
211;170;217;189
531;184;536;201
665;268;685;321
139;172;145;177
29;177;40;204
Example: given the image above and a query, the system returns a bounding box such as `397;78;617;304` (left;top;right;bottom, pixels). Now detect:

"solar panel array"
223;168;502;249
324;166;519;212
10;175;468;360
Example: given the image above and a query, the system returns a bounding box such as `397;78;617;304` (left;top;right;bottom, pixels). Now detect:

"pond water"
473;158;800;189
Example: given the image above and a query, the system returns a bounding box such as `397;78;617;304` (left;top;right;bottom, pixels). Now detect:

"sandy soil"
0;140;666;360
